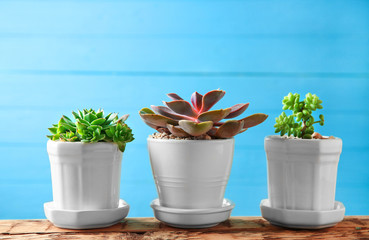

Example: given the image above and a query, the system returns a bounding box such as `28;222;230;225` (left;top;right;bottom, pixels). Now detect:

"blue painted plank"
0;76;368;111
0;77;368;148
0;37;367;72
0;0;368;36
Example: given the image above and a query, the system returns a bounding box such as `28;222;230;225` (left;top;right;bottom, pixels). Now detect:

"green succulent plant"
274;93;324;139
47;109;134;152
139;89;268;139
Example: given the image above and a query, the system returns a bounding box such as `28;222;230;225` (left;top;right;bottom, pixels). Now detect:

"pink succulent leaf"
164;100;198;118
238;128;248;134
167;93;183;101
167;124;191;137
200;90;226;113
139;112;178;128
191;91;203;112
142;120;160;130
151;105;195;121
178;120;213;136
213;122;224;127
240;113;268;129
207;127;218;137
215;120;244;138
157;127;170;134
197;109;231;123
224;103;250;119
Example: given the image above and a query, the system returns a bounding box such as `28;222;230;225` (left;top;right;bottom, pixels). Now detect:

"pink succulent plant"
139;89;268;139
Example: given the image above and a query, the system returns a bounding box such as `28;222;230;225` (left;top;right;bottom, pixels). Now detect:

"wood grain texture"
0;217;369;240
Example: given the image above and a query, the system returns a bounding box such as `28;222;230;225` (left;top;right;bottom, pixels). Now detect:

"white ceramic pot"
148;138;234;209
47;140;123;210
264;136;342;211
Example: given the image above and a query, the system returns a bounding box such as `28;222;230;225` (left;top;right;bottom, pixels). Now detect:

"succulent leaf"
215;120;244;138
96;109;104;118
238;128;248;134
206;127;218;137
140;89;267;139
60;122;76;132
140;113;178;127
167;124;191;137
240;113;268;129
91;118;106;126
157;127;171;134
167;93;183;100
224;103;249;119
197;109;231;123
201;90;225;112
47;109;134;152
178;120;213;136
151;105;194;121
165;100;198;117
275;92;324;138
143;120;163;130
191;91;203;112
117;114;129;122
72;111;81;120
106;113;118;123
139;108;155;115
84;113;97;123
48;127;58;135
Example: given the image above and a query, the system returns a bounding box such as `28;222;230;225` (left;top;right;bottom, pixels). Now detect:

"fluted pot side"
148;138;235;209
47;140;123;210
265;136;342;211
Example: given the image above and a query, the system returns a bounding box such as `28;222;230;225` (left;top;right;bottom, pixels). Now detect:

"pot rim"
47;140;121;155
265;135;342;142
47;140;117;146
147;137;234;143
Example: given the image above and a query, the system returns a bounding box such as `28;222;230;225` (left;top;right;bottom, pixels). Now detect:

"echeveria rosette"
47;109;134;152
274;93;325;139
139;89;268;139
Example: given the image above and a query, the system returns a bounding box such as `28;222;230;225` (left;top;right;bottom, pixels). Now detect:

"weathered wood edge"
0;216;368;235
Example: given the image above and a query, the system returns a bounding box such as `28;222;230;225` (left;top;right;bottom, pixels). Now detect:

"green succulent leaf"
84;113;97;123
274;92;324;138
90;118;106;126
46;109;134;152
48;127;58;135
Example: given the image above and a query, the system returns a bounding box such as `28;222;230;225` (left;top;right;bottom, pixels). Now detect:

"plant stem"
301;121;307;136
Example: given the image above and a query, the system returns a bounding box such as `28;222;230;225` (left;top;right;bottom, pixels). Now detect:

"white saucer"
44;199;129;229
260;199;345;229
150;198;235;228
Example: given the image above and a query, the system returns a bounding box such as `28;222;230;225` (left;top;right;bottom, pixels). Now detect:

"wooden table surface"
0;216;368;239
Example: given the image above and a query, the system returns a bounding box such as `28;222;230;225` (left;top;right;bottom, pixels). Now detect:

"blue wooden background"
0;0;368;219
